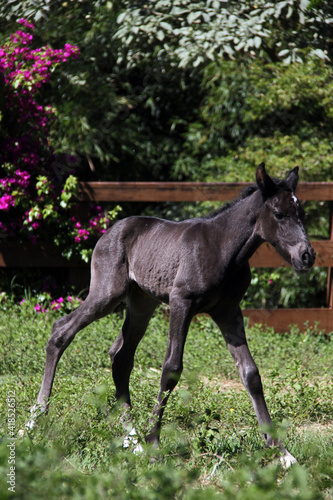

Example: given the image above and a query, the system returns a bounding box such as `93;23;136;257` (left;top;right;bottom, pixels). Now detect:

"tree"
1;0;332;184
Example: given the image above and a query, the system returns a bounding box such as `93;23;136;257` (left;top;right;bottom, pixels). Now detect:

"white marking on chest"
292;194;298;204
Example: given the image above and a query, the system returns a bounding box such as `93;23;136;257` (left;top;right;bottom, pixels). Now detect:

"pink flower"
18;19;35;30
34;303;47;313
51;300;62;310
0;194;15;211
78;228;90;240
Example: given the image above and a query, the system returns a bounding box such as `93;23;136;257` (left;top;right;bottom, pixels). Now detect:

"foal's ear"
256;162;276;201
285;166;299;193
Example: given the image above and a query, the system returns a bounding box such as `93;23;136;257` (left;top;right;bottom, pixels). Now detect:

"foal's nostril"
301;252;309;264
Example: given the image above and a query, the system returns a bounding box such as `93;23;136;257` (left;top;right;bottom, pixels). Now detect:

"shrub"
0;20;120;263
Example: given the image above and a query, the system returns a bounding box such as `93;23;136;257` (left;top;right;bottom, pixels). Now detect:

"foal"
30;163;315;465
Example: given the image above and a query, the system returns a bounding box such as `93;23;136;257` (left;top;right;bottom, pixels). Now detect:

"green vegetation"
0;303;332;498
1;1;332;184
0;3;332;494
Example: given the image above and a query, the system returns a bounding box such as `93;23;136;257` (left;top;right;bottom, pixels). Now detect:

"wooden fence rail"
1;181;332;333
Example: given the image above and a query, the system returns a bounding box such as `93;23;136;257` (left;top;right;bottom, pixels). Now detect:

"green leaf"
254;36;261;48
312;48;329;60
117;12;127;24
160;21;173;31
187;11;201;24
156;29;165;41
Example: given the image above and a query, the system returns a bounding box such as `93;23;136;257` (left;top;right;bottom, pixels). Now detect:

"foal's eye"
274;212;284;221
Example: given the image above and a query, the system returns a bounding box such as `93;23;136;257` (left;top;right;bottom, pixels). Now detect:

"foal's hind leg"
31;292;124;424
210;306;297;466
109;286;158;450
29;244;129;427
109;285;158;410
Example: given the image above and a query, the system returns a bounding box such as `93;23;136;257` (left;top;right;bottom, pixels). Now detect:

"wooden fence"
1;181;332;333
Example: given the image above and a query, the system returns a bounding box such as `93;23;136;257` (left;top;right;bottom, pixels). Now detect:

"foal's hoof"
144;433;162;462
25;404;45;431
280;451;297;468
144;432;160;447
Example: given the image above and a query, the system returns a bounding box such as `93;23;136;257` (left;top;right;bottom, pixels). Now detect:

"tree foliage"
1;0;332;185
172;54;333;182
114;0;333;68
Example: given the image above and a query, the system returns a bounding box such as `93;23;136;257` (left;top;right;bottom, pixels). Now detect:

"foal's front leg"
210;306;297;466
145;295;193;445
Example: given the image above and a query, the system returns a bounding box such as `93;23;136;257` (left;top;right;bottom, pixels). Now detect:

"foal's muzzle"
291;244;316;272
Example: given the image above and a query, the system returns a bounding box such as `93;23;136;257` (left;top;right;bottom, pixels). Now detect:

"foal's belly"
128;253;179;303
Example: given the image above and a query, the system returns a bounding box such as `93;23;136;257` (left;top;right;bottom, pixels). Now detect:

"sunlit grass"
0;304;332;499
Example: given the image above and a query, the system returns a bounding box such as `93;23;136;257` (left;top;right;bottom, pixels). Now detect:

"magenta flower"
78;228;90;240
0;194;15;211
0;21;91;262
18;19;35;30
51;300;62;310
34;303;47;313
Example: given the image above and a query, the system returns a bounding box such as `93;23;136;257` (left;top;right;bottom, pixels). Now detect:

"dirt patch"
297;421;333;436
201;376;244;392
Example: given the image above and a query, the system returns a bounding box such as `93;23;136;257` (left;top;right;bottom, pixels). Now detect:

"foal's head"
255;163;315;272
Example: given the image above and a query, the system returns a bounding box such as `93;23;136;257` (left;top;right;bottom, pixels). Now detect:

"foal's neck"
215;190;264;267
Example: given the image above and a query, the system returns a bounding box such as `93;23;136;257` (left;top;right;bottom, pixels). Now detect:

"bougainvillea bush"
0;19;120;263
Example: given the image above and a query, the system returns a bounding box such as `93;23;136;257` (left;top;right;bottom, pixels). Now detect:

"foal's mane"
205;185;257;219
205;177;291;219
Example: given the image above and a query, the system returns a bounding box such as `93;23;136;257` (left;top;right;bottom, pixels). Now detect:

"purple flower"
18;19;35;30
0;194;15;211
78;228;90;240
51;299;63;311
34;303;48;313
0;22;80;251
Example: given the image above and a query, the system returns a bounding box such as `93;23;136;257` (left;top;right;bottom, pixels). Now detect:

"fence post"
326;201;333;308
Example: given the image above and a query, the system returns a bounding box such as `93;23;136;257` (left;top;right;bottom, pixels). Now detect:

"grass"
0;302;332;499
